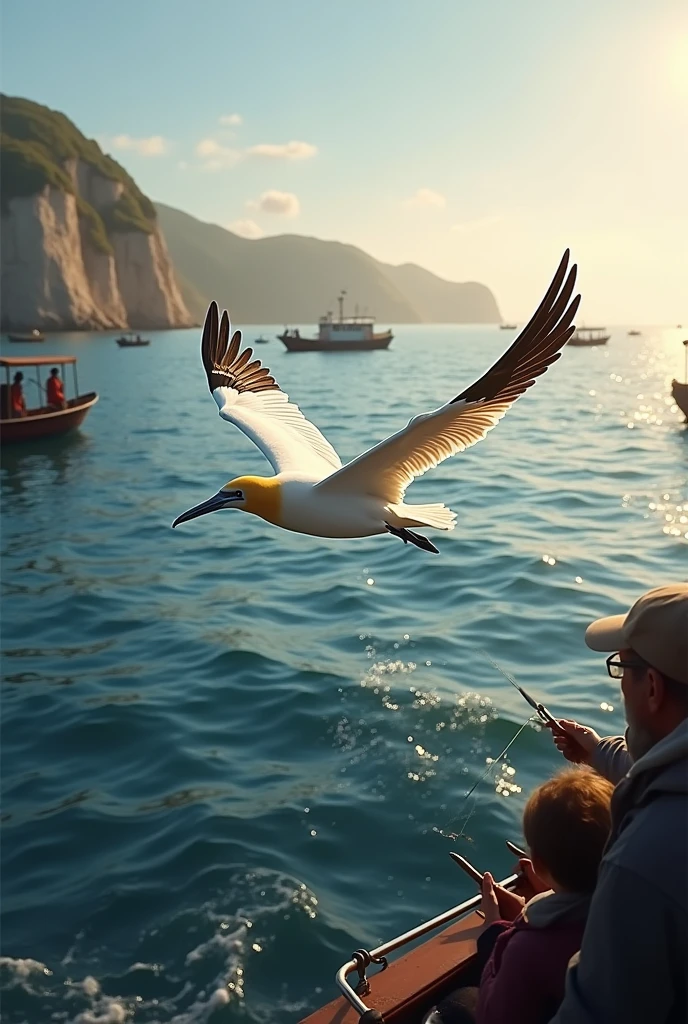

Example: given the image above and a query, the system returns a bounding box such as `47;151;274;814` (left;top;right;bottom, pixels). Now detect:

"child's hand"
481;872;525;924
480;872;502;925
516;858;550;898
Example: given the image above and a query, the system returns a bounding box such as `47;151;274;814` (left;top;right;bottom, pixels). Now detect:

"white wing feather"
317;249;580;500
214;386;342;476
316;399;510;501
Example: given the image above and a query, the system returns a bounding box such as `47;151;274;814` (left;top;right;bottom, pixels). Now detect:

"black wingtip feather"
200;302;281;396
450;251;580;406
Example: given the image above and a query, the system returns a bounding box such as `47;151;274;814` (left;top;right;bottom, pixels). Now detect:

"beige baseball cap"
585;583;688;685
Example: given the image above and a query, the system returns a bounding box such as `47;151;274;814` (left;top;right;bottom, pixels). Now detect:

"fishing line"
433;716;533;842
433;649;545;842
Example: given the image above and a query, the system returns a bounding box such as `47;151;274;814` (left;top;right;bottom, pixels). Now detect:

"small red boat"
673;380;688;421
672;341;688;422
0;355;98;445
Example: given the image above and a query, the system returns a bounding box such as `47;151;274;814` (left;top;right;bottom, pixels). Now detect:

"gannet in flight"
173;250;579;553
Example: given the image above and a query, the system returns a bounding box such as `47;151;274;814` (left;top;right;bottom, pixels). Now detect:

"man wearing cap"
548;583;688;1023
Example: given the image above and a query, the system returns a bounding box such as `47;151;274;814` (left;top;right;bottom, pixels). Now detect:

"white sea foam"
0;956;52;989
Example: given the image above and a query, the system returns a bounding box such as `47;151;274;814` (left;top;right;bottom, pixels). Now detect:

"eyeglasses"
606;653;648;679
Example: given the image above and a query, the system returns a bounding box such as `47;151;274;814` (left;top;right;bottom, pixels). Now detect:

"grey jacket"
551;719;688;1024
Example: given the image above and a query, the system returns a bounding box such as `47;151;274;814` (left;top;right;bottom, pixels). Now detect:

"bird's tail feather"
388;502;457;531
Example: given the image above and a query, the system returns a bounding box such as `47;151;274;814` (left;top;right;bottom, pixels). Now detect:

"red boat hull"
0;392;98;444
278;331;393;352
672;380;688;421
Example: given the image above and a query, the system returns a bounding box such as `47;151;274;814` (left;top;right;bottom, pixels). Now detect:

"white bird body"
173;251;580;553
280;480;389;538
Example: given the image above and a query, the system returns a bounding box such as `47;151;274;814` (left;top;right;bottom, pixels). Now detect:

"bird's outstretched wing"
316;250;579;502
201;302;341;475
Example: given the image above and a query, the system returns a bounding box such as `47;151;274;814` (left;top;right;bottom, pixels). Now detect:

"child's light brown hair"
522;766;614;892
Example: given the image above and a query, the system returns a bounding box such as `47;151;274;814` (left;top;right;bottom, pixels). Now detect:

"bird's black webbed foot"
385;523;439;554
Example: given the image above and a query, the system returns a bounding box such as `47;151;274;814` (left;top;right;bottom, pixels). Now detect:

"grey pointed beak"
172;491;237;528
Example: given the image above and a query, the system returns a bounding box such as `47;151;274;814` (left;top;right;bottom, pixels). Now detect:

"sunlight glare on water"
1;325;686;1022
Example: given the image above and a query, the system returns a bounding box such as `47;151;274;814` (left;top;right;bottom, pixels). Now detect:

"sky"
2;0;687;323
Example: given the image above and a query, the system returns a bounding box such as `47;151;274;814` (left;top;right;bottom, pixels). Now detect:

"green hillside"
381;261;500;323
0;95;156;248
156;203;501;325
155;204;419;324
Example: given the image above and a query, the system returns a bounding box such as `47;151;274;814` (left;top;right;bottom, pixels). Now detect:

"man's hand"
547;719;601;764
480;871;525;925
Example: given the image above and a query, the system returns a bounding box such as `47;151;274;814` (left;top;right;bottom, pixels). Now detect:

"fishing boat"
671;340;688;422
627;329;641;336
253;336;270;345
7;329;45;343
299;865;523;1024
116;332;150;347
0;355;98;444
500;323;517;330
568;327;610;347
278;292;393;352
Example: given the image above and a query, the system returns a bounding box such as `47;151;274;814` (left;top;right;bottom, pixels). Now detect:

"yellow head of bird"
172;475;281;528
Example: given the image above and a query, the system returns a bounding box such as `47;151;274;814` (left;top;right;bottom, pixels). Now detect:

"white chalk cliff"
1;157;191;332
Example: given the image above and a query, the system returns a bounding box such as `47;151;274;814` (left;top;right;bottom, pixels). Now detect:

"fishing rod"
477;650;568;736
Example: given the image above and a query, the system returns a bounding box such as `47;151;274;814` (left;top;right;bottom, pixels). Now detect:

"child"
475;766;614;1024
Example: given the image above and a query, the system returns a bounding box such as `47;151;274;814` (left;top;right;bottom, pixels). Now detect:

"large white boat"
278;291;393;352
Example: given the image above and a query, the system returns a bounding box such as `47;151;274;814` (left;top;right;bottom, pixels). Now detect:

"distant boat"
500;323;517;330
568;327;610;347
116;332;150;347
7;329;45;343
628;329;642;336
673;381;688;421
253;336;270;345
1;354;98;444
278;291;393;352
671;339;688;422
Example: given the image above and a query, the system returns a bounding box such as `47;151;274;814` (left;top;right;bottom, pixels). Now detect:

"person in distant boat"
10;372;27;417
46;367;66;410
546;583;688;1024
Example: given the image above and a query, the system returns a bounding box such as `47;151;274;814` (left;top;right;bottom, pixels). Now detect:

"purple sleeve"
476;921;511;966
477;930;553;1024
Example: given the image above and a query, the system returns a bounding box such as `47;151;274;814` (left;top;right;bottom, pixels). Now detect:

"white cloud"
402;187;447;209
219;113;243;127
227;219;264;239
192;136;317;171
195;138;241;170
247;190;300;217
108;134;168;156
247;141;317;160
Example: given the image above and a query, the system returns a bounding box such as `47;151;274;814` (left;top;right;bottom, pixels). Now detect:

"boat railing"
318;316;377;325
334;871;520;1021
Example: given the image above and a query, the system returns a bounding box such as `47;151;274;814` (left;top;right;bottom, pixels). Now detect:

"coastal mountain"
0;96;191;331
156;203;501;325
0;94;500;331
